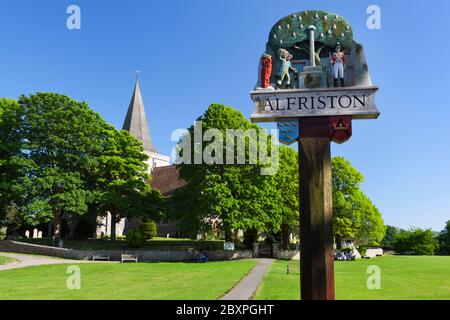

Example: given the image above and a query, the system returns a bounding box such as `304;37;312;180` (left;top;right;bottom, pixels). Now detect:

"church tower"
122;76;170;173
96;76;171;239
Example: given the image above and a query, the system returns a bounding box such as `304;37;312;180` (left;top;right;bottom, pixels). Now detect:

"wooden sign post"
251;10;380;300
298;117;334;300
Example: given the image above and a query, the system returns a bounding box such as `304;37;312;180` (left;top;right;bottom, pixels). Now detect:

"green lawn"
0;259;256;300
254;256;450;300
0;255;16;265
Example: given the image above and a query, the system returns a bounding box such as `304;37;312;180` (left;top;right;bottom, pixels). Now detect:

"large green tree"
94;128;164;241
438;220;450;255
1;93;164;242
170;104;283;241
332;157;386;246
19;93;108;241
0;98;33;228
274;146;299;249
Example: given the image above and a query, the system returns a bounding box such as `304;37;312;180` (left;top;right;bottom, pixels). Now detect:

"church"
96;77;186;238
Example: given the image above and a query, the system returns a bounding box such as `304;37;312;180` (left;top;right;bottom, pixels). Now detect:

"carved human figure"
260;53;273;89
331;43;346;87
275;49;298;89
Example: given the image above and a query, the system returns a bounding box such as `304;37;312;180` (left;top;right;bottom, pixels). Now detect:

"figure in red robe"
260;54;273;88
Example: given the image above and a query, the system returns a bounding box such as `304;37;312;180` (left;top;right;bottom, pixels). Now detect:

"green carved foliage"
268;10;353;53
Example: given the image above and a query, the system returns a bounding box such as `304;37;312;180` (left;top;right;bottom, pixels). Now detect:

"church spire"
122;75;158;154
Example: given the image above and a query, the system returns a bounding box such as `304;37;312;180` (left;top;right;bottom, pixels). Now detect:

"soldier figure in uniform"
331;43;346;87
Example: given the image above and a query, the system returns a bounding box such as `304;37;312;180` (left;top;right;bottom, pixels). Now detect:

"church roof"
150;165;187;197
122;79;158;153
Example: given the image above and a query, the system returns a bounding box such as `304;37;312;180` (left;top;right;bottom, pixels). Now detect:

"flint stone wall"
0;241;252;262
274;250;300;260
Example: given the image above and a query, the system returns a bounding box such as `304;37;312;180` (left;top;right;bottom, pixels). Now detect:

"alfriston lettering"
299;97;309;110
339;95;352;108
264;98;273;111
353;95;366;107
287;97;296;110
276;98;284;110
318;95;327;109
262;95;367;112
328;95;338;109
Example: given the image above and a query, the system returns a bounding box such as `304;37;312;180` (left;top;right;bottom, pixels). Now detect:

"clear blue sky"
1;0;449;231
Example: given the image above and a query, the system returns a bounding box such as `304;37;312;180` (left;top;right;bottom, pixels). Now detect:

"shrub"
125;228;146;248
142;220;157;240
358;245;367;257
393;228;436;255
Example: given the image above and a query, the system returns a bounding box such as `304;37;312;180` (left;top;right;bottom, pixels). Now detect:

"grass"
0;259;257;300
0;255;16;265
254;256;450;300
20;238;228;251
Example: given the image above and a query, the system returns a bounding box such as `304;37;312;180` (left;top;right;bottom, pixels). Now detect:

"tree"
1;92;163;243
438;221;450;255
94;128;164;241
267;10;354;55
0;98;35;230
381;225;400;246
354;191;385;245
19;93;108;241
170;104;283;241
332;157;386;246
142;220;158;239
273;146;299;249
393;228;437;255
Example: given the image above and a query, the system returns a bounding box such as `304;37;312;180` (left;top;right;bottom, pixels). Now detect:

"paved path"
0;253;107;271
220;259;273;300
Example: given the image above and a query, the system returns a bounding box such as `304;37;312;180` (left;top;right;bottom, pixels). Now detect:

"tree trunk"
224;225;232;242
243;228;258;250
232;229;239;242
282;223;290;250
336;236;342;250
93;213;98;239
110;212;117;242
68;218;79;240
47;222;52;238
53;210;62;243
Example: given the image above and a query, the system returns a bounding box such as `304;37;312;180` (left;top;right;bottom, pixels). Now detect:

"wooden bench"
287;261;300;274
121;254;138;263
92;255;110;261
